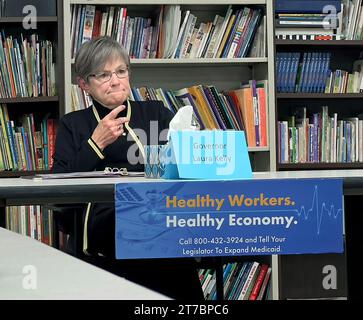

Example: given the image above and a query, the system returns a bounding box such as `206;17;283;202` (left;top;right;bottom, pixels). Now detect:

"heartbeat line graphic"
292;185;343;235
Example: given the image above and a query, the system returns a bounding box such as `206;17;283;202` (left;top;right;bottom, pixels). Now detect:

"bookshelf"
275;39;363;170
62;0;278;299
62;0;277;172
0;0;64;177
0;16;58;23
0;0;64;266
273;0;361;300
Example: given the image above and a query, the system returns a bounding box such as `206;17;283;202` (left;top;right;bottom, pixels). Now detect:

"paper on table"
21;170;145;180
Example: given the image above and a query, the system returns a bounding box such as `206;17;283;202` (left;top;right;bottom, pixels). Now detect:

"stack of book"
278;106;363;164
198;268;217;300
223;261;271;300
5;205;54;247
324;65;363;93
275;0;342;40
276;51;363;93
130;82;267;148
276;51;332;93
340;0;363;40
71;84;92;111
0;32;57;98
130;81;268;148
0;104;58;172
73;81;269;148
70;4;265;59
199;262;272;300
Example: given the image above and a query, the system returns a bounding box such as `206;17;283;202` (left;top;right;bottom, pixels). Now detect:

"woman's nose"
109;72;119;84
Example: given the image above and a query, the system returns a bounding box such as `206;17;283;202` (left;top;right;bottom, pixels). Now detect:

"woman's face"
82;57;131;109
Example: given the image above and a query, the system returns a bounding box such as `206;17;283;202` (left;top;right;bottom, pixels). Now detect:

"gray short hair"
74;36;130;81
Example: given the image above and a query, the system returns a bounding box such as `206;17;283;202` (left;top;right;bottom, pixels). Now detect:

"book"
180;14;197;58
223;93;244;131
257;267;272;300
212;5;233;58
224;262;243;298
208;85;234;129
222;9;243;58
237;9;262;58
275;0;342;13
162;5;181;58
227;7;251;58
196;22;213;58
256;81;268;147
47;118;56;170
237;261;260;299
231;87;256;147
249;264;269;300
0;129;6;170
189;22;208;58
228;262;250;300
202;86;227;129
215;13;236;58
187;85;219;129
0;104;13;169
6;120;19;170
81;5;96;43
172;10;191;58
204;14;225;58
173;87;205;129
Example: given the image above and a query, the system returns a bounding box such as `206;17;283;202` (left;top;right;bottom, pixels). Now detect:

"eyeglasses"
104;167;128;175
88;67;129;83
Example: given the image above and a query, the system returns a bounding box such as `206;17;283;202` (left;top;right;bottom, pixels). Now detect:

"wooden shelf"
248;146;269;152
275;39;363;47
70;0;266;5
0;96;59;103
71;57;268;65
276;93;363;99
0;16;57;23
0;170;50;178
278;163;363;171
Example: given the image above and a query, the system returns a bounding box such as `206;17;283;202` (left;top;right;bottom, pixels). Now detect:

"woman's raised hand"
91;105;129;150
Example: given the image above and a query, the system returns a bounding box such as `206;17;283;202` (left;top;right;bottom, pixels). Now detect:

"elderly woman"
53;36;203;300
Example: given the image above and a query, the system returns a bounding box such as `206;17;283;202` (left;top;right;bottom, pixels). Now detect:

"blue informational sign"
162;130;252;180
115;179;344;259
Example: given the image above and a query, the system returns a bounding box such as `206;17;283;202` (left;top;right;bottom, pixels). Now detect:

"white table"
2;169;363;206
0;227;169;300
1;170;363;299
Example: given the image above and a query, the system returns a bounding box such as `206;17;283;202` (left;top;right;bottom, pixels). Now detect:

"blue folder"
275;0;341;13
